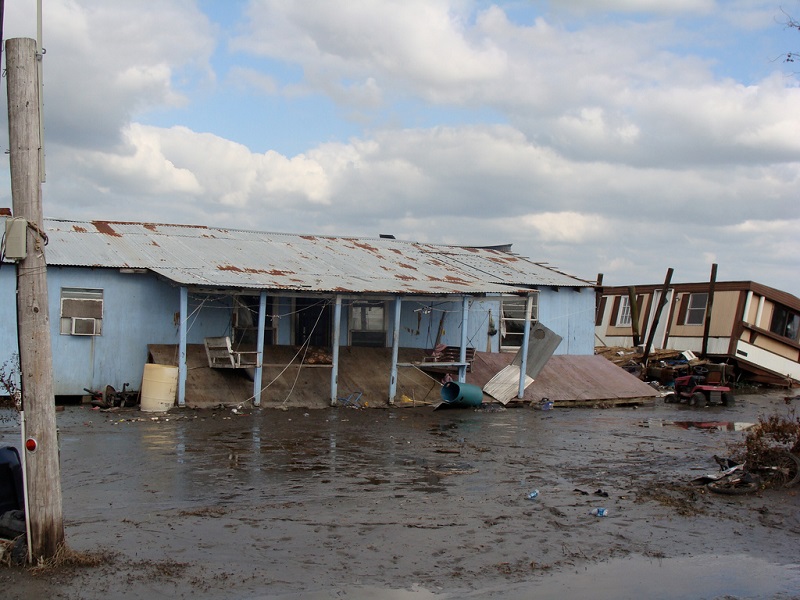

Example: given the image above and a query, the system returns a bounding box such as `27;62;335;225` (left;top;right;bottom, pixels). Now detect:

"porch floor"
147;345;659;410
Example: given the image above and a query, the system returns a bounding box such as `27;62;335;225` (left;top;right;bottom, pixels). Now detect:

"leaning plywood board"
511;322;563;380
483;364;534;405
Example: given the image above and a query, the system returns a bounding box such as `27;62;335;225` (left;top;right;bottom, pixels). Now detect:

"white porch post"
178;286;188;407
517;294;534;399
330;295;342;407
389;296;402;404
253;291;267;406
459;295;469;383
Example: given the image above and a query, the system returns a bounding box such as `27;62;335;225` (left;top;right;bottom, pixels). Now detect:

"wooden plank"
483;364;534;404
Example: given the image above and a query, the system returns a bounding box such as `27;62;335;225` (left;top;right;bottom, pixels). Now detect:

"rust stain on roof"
300;235;317;241
218;265;242;272
489;255;518;263
444;276;469;283
72;225;87;233
92;221;121;237
151;241;160;247
398;263;417;270
351;241;379;253
396;274;416;281
143;224;158;232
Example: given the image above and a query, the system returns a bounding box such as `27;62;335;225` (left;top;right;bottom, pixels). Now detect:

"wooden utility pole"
701;263;718;358
627;286;641;347
642;268;674;365
6;37;65;560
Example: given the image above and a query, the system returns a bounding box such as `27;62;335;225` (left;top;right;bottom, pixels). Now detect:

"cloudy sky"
1;0;799;296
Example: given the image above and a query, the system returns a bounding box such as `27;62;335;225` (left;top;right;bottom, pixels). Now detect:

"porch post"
458;295;469;382
253;291;267;406
178;286;188;407
517;294;534;399
330;295;342;407
389;296;402;404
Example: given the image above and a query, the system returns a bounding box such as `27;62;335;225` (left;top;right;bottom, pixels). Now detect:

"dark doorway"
233;295;275;348
295;298;332;347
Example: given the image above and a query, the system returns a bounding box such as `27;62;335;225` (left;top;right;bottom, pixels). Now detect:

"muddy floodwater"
2;390;800;599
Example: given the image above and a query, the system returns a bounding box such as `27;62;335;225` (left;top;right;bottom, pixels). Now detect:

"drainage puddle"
258;554;800;599
641;419;755;431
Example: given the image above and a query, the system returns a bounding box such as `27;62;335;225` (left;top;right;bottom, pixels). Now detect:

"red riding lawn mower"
664;365;735;407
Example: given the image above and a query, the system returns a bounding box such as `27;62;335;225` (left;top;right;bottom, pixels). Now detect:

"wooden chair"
421;345;476;372
204;337;260;369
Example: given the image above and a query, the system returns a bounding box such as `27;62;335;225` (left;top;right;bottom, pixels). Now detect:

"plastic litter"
528;490;539;500
590;508;608;517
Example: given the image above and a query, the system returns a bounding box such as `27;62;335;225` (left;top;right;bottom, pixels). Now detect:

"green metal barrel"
440;381;483;407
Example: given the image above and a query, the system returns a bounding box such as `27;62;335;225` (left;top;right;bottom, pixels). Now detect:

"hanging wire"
281;300;329;405
234;299;332;406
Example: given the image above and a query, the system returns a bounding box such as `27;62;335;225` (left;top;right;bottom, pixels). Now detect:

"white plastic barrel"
140;364;178;412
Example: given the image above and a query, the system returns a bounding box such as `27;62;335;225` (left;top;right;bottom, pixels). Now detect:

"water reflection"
641;419;755;431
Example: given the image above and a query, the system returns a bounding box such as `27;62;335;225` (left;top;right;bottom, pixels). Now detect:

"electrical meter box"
4;218;28;260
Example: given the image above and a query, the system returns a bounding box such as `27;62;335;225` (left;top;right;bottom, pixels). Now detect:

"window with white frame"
500;295;538;350
349;300;386;347
684;293;708;326
60;288;103;336
616;296;632;327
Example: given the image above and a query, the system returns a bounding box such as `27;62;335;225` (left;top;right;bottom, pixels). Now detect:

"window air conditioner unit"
71;317;97;336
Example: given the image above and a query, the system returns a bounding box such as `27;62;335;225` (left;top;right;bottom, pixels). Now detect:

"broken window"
770;305;800;343
349;300;386;347
684;293;708;326
60;288;103;336
501;295;538;350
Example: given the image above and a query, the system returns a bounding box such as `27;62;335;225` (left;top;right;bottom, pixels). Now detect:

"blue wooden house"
1;218;596;406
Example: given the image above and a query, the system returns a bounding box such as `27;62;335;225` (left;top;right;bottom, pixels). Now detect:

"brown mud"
1;390;799;599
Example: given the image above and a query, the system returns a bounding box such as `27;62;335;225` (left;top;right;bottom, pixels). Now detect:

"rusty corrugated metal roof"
40;219;592;294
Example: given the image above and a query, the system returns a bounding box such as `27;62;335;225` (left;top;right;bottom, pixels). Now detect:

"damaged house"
595;280;800;386
1;218;603;408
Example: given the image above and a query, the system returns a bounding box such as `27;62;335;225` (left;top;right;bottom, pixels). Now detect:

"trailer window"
684;293;707;326
616;296;632;327
770;305;800;342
